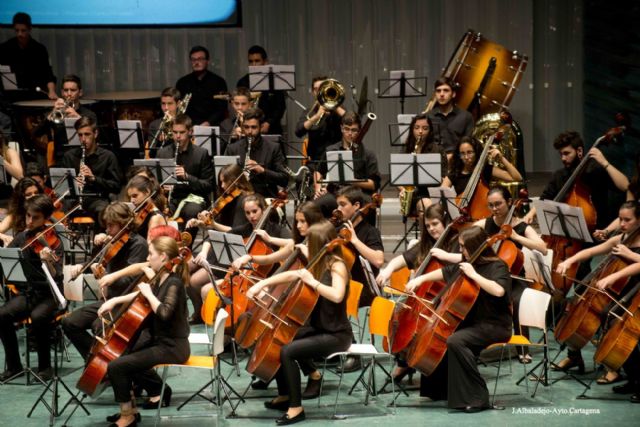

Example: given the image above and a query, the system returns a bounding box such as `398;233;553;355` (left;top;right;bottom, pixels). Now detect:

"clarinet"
244;136;253;179
167;140;179;208
79;143;86;206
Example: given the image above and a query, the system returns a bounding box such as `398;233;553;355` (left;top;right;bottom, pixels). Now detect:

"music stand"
193;125;220;156
209;231;247;267
116;120;144;150
0;157;7;185
428;186;462;222
248;65;296;92
0;65;18;90
388;114;415;147
49;168;80;201
63;118;81;146
133;159;178;185
390;153;442;188
533;200;593;244
323;150;366;187
213;155;240;186
378;70;426;113
359;255;382;299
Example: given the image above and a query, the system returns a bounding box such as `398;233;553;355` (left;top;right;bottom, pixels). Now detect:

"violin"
405;225;512;375
207;188;242;222
492;196;526;275
92;231;131;279
22;226;62;260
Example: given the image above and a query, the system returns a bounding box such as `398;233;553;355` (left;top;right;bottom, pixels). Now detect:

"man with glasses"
175;45;228;126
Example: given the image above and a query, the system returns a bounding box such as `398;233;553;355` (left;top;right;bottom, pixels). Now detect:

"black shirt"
0;37;56;91
216;194;249;229
484;217;529;250
310;269;351;334
237;74;286;135
350;220;384;307
136;208;166;241
105;232;149;298
224;136;288;198
157;142;214;202
441;260;512;329
175;70;228;125
61;146;122;199
402;232;459;270
295;110;343;167
318;141;381;195
51;106;97;165
447;164;493;196
151;272;190;340
427;105;474;153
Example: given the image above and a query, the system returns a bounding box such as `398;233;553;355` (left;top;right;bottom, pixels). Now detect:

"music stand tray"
388;114;416;147
533;200;593;243
324;150;366;185
213;155;240;186
133;159;178;185
248;65;296;92
116;120;144;149
428;186;462;221
64;118;81;146
49;168;80;200
208;231;247;267
389;153;442;187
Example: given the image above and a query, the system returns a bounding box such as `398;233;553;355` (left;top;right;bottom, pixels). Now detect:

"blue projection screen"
0;0;240;27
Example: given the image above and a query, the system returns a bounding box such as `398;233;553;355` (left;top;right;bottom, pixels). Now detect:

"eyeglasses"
488;201;505;209
459;151;475;158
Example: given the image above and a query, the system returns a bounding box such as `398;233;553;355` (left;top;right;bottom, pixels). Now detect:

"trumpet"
48;98;74;124
306;79;345;126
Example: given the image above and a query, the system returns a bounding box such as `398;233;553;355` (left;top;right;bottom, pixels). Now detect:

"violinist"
441;136;522;196
123;165;168;214
126;175;167;240
0;195;62;382
0;177;42;246
220;87;253;147
405;226;512;412
246;221;351;425
97;236;190;427
375;203;460;382
62;202;148;360
555;201;640;379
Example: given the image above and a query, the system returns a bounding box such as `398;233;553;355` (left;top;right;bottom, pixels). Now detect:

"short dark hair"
336;186;366;208
24;162;46;180
312;76;329;86
25;194;54;218
13;12;31;27
62;74;82;90
243;107;265;124
248;45;267;60
189;45;210;60
553;131;583;151
173;113;193;130
160;87;181;102
620;200;640;218
434;77;456;92
341;111;361;128
101;202;134;228
231;87;252;100
74;115;97;131
487;185;512;202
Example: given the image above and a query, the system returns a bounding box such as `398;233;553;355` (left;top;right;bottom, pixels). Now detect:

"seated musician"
97;236;190;427
313;112;381;218
405;226;512;412
295;76;345;173
555;200;640;383
147;87;181;152
0;130;24;181
62;202;148;360
224;107;288;199
236;45;286;135
246;221;351;425
122;165;168;214
376;203;460;383
0;195;62;382
156;113;214;234
398;113;448;216
441;136;522;195
426;77;474;161
61;116;122;223
0;177;42;246
125;175;167;240
219;87;252;147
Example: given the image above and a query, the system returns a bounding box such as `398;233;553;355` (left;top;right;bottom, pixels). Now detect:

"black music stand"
248;64;296;93
323;150;367;187
63;118;81;147
388;114;416;147
193;125;221;156
116;120;145;150
429;186;462;223
133;158;178;185
377;71;426;114
212;155;240;187
0;65;18;90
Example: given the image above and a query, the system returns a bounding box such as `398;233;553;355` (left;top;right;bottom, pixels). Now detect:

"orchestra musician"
0;177;41;246
236;45;286;136
97;236;190;427
246;221;351;425
62;202;148;360
219;87;253;147
0;195;62;382
125;175;167;240
147;87;181;151
224;107;288;199
405;226;512;412
122;165;168;215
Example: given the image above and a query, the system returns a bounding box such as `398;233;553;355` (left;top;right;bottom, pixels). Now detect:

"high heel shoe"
141;386;172;410
378;367;415;393
552;357;585;374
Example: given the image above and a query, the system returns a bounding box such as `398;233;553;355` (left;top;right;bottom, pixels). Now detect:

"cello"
245;229;351;382
405;226;512;375
491;196;526;275
76;247;191;397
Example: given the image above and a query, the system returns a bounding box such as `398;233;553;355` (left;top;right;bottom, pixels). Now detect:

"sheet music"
42;262;67;310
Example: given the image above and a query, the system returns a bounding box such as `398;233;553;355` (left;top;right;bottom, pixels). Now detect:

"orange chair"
389;267;411;292
346;280;364;340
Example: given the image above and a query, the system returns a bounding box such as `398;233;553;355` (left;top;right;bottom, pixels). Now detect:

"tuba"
306;79;345;125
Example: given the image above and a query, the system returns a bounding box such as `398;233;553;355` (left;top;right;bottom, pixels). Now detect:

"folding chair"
346;280;364;341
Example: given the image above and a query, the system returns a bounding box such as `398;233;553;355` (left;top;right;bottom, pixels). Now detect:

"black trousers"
61;301;102;360
0;294;58;371
107;332;189;403
274;325;351;407
623;345;640;391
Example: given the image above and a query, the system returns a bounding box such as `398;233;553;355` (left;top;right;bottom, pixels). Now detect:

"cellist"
555;201;640;382
405;226;512;412
245;222;351;425
97;236;190;427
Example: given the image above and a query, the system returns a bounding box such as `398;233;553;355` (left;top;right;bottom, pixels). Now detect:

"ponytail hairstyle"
150;236;190;285
306;221;346;280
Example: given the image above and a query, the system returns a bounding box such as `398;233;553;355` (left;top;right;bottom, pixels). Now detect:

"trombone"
306;78;345;126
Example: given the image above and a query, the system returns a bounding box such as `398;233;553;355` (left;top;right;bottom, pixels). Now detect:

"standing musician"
0;177;42;246
147;87;181;151
224;107;288;198
246;221;351;425
442;136;522;196
399;113;448;216
62;202;148;360
555;201;640;379
236;45;286;136
405;226;512;412
219;87;253;147
156;113;214;229
295;76;345;171
97;237;190;427
61;116;122;223
175;45;228;126
125;175;167;240
0;195;62;382
313;112;381;218
426;77;474;161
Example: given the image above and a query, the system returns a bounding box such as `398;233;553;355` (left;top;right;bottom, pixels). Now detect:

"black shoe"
302;376;322;400
189;314;204;325
631;393;640;403
341;356;362;373
252;379;270;390
0;368;24;382
613;382;636;395
36;368;53;382
142;386;172;409
264;399;290;411
106;412;142;423
276;410;306;425
460;404;505;413
108;416;138;427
